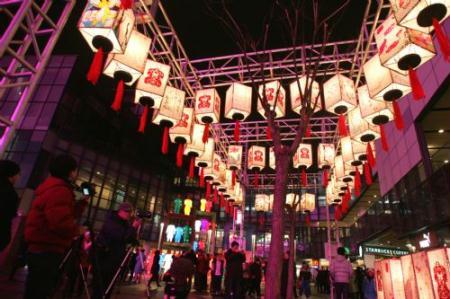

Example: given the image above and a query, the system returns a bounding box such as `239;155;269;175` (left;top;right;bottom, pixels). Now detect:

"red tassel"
161;126;169;154
408;68;425;100
234;120;240;142
301;168;307;187
176;143;184;168
120;0;133;9
232;169;236;187
220;192;225;207
87;48;104;85
322;169;329;188
433;18;450;61
206;182;211;199
366;143;376;168
189;156;195;179
305;214;311;226
253;172;259;187
380;125;389;152
335;205;341;221
111;80;125;112
354;167;361;197
305;124;311;137
213;186;218;204
338;114;348;137
138;106;149;133
199;167;205;187
202;123;210;143
392;101;404;130
266;126;272;140
364;162;373;186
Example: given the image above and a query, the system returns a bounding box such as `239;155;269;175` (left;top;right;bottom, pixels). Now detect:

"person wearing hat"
0;159;20;252
24;154;88;299
92;201;141;299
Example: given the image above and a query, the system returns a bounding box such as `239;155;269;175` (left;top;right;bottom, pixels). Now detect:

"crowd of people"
0;156;378;299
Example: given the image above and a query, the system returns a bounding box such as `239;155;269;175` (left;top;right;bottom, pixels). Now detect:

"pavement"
0;268;329;298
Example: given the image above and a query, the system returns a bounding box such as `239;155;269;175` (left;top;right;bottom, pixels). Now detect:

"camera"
136;209;152;219
80;182;95;196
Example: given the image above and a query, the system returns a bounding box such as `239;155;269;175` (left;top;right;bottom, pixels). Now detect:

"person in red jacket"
24;154;87;299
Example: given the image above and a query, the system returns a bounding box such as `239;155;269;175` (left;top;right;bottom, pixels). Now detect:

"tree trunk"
286;210;296;299
265;150;290;299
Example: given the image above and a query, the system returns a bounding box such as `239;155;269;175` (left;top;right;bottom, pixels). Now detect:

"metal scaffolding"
0;0;76;155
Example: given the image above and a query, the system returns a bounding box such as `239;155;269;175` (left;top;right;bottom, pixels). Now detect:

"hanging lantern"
341;136;364;167
78;2;135;85
227;145;243;186
103;30;150;111
363;55;411;130
286;193;300;211
347;105;381;144
233;182;244;206
194;88;221;143
203;153;220;183
293;143;312;187
170;107;194;167
390;0;450;59
184;124;206;178
318;143;335;187
196;137;215;184
248;145;266;187
268;147;276;169
212;158;226;187
152;86;185;154
225;83;252;142
323;74;357;136
375;14;435;100
255;194;270;212
326;179;341;205
290;76;322;115
301;193;316;213
257;80;286;119
224;169;234;192
135;60;171;132
334;155;353;183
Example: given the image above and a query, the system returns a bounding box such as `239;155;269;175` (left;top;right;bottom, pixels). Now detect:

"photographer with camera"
92;202;141;299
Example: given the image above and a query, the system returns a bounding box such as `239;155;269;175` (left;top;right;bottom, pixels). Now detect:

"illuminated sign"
363;246;409;257
419;233;431;249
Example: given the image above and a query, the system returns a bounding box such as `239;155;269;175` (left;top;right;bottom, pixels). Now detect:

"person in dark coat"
170;252;195;299
211;251;225;295
24;155;87;299
248;257;263;297
148;249;161;288
194;250;210;291
281;251;297;299
224;241;246;299
0;160;20;252
92;202;140;299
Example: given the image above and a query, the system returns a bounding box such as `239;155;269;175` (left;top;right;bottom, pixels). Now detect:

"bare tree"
206;1;350;297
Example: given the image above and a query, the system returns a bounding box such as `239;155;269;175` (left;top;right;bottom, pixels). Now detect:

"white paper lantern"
269;147;276;169
334;155;353;183
135;59;171;109
212;159;227;186
286;193;300;211
194;88;221;124
152;86;185;127
363;54;411;102
223;169;234;191
257;80;286;119
293;143;313;168
196;137;214;168
390;0;450;33
78;1;135;54
290;76;322;114
348;106;380;143
301;193;316;212
318;143;336;169
341;136;366;167
184;124;206;157
227;145;243;170
170;107;194;143
323;74;357;115
358;85;394;127
103;29;150;85
225;82;252;121
255;194;270;212
248;145;266;171
375;14;435;75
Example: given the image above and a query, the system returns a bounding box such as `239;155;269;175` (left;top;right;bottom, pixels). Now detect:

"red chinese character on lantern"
265;88;284;106
254;150;263;162
300;148;310;159
214;158;220;171
175;112;189;128
144;68;164;87
198;95;211;109
377;17;402;56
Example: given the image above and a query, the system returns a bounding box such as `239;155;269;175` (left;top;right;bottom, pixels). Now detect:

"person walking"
211;251;225;295
248;257;263;297
0;160;20;253
330;247;353;299
298;262;312;298
92;202;140;299
194;250;209;292
224;241;246;299
24;154;88;299
362;269;377;299
133;247;147;284
169;251;195;299
281;251;297;298
148;249;162;289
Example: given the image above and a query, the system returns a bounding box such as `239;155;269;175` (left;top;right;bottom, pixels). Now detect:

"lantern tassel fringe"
364;162;373;186
338;114;348;137
366;142;376;168
138;106;149;133
161;126;169;154
408;68;425;100
189;156;195;179
433;18;450;62
202;123;210;143
111;80;124;112
176;143;184;168
86;48;104;85
392;101;404;130
380;125;389;152
234;120;240;142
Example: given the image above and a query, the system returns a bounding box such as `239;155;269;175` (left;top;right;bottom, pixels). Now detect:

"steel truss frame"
0;0;76;155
